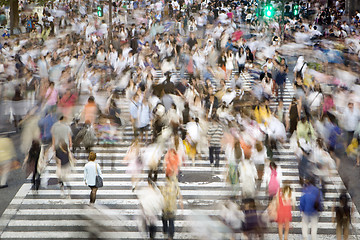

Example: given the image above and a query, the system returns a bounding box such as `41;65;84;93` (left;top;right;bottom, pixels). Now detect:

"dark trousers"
346;131;354;146
162;215;175;238
276;83;284;101
148;224;156;240
209;146;221;167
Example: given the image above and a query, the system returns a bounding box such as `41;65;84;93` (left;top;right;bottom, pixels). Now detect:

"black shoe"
0;184;8;189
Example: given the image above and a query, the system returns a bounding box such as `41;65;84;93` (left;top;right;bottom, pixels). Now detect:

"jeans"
162;214;175;238
209;146;220;167
302;213;319;240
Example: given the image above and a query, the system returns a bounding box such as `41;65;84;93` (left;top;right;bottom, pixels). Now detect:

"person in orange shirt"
81;96;99;125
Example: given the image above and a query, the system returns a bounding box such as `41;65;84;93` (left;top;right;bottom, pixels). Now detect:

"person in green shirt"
297;115;316;143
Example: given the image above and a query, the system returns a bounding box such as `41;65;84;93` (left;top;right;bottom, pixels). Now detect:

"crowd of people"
0;0;360;239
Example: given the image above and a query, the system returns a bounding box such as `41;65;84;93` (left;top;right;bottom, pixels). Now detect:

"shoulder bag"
95;163;103;188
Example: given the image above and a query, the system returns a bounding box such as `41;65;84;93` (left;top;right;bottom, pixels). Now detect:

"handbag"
68;148;76;168
267;195;278;222
95;163;103;188
37;145;46;173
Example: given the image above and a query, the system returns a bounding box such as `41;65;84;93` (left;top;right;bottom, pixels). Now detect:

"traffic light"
264;4;275;18
293;4;299;16
97;5;103;17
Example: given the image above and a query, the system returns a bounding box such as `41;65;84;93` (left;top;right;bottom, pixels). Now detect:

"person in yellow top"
160;176;183;240
0;136;16;188
254;101;271;126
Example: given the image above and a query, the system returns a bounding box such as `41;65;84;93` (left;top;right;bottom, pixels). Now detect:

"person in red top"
58;89;77;120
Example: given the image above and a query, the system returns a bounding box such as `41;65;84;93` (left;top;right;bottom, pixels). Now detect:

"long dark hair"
29;140;41;157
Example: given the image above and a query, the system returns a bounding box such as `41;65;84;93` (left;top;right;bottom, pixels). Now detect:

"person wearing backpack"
264;161;282;200
300;178;323;240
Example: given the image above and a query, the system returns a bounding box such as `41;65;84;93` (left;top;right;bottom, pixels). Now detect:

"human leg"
162;214;168;235
343;220;349;240
278;223;283;240
310;214;319;240
214;147;220;167
284;221;290;240
301;213;310;240
148;224;156;240
0;162;10;186
209;146;214;165
168;217;175;239
90;186;98;203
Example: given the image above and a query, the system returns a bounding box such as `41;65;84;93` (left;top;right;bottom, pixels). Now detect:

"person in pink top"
44;82;58;107
322;94;334;117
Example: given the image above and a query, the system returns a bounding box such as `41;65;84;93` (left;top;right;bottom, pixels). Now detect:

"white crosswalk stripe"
0;70;359;240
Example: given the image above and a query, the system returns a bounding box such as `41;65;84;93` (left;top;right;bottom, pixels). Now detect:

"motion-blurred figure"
0;136;16;188
23;140;41;191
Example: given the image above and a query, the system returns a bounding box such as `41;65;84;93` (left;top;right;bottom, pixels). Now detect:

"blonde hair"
282;185;292;198
88;152;97;161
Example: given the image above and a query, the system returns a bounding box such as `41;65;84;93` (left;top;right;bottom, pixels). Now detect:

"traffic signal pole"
280;0;285;42
108;0;112;50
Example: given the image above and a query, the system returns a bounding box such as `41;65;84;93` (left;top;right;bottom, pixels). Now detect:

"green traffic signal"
264;5;275;18
293;4;299;16
97;5;103;17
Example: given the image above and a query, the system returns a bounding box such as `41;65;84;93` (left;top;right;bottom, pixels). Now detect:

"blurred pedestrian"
0;136;16;188
277;185;295;240
55;140;72;198
23;140;41;191
125;140;143;191
264;161;282;200
332;192;354;240
51;115;72;150
300;178;323;240
81;96;99;125
207;117;224;167
84;152;102;204
160;176;183;240
138;179;164;240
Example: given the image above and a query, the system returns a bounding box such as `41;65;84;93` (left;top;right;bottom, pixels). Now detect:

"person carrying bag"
84;152;103;204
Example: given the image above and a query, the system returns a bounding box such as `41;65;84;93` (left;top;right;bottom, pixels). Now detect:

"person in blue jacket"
300;178;323;240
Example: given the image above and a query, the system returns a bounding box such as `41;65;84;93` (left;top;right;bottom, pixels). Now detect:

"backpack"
165;149;179;177
268;169;280;196
82;127;97;148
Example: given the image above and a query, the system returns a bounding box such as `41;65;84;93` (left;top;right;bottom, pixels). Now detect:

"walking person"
300;178;323;240
332;192;354;240
160;176;184;240
264;161;282;200
84;152;102;204
23;140;41;192
277;185;296;240
138;179;164;240
0;136;16;189
55;140;72;198
125;140;143;191
207;117;224;167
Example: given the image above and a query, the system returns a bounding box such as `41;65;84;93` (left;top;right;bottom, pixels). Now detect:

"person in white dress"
225;49;234;81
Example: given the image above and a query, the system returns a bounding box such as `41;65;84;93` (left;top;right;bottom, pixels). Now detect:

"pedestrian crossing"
0;70;359;240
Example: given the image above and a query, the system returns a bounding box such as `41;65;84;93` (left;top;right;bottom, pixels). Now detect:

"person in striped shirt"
207;117;224;167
